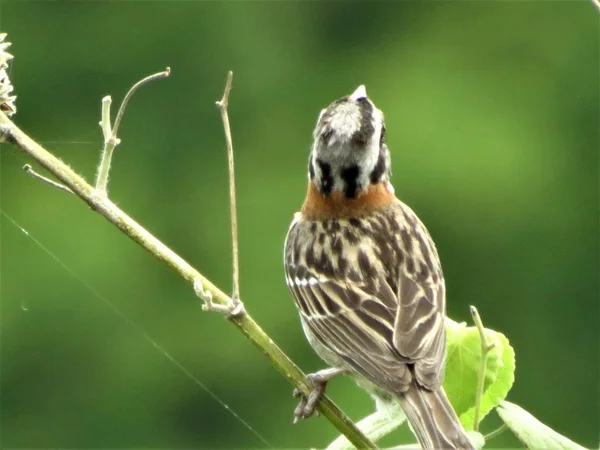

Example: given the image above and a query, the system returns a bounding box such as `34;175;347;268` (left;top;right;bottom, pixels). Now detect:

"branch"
470;305;495;432
484;423;507;441
23;163;73;194
0;108;376;450
216;71;242;307
95;68;170;196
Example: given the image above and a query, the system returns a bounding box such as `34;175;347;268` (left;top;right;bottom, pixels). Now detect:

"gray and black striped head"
308;85;391;199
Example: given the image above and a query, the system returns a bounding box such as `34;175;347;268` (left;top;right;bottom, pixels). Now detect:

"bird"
283;85;474;449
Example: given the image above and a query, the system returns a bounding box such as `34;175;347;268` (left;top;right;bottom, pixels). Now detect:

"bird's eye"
352;133;368;146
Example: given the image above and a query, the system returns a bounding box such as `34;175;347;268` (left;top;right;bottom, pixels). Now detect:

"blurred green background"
1;2;597;449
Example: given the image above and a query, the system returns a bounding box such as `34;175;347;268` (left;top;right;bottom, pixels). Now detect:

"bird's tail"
397;384;474;450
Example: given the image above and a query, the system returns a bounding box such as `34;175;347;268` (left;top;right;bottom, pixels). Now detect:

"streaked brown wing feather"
392;204;447;389
393;272;446;389
296;278;412;393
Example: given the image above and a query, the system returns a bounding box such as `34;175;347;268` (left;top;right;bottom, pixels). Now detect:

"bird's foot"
292;368;346;423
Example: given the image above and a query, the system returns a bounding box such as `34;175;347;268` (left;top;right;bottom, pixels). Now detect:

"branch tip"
99;96;113;142
23;163;74;194
216;70;233;110
112;68;171;140
470;305;494;431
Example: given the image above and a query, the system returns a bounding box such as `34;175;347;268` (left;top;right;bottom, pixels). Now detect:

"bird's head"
308;85;391;199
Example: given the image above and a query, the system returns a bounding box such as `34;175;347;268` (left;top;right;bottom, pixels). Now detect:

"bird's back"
284;189;447;394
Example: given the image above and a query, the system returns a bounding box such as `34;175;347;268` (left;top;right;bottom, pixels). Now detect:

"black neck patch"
340;165;361;199
316;159;333;196
370;149;387;184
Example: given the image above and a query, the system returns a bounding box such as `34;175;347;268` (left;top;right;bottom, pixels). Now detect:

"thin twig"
112;67;170;139
23;164;73;194
484;423;507;441
216;71;241;304
0;113;377;450
95;68;170;196
470;305;495;432
96;96;116;195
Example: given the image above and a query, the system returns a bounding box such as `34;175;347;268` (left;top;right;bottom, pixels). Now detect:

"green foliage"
442;320;586;449
497;401;588;450
444;319;515;430
324;316;589;448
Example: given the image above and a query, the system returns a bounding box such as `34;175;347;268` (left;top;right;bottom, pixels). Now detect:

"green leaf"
497;401;587;450
443;319;516;430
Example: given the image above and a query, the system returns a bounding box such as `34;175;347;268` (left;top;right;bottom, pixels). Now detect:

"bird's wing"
286;266;413;393
392;270;447;389
390;203;447;389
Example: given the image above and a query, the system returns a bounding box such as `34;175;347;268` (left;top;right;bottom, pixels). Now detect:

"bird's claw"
292;373;328;423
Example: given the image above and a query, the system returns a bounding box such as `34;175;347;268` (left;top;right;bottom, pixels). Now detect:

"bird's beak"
350;85;367;100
